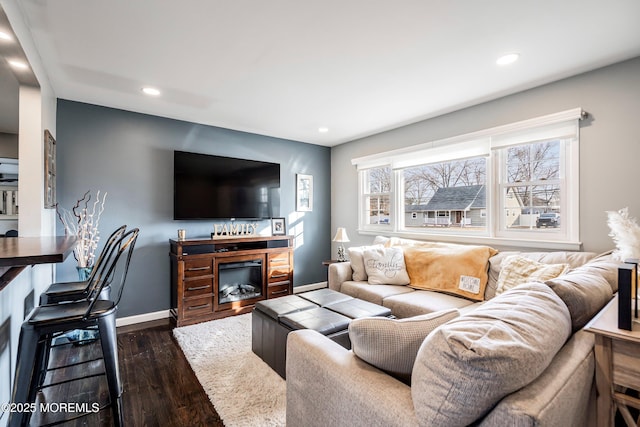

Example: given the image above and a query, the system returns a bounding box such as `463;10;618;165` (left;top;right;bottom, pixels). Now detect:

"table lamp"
332;227;350;262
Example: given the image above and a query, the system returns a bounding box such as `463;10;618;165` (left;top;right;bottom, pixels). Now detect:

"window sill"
358;229;582;251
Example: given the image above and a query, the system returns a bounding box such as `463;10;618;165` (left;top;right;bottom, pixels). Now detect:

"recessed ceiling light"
142;87;161;96
0;31;12;41
496;53;520;66
318;127;329;133
8;60;28;70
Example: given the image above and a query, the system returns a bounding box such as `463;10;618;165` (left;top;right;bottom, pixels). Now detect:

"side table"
584;295;640;427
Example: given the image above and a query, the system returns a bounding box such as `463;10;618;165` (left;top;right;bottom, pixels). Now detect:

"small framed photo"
296;173;313;212
271;217;286;235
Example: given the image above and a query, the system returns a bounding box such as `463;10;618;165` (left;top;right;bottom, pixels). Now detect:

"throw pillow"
411;282;572;425
545;258;615;331
362;246;410;285
348;245;383;281
372;235;389;245
349;309;460;384
403;245;498;301
384;237;460;249
495;255;569;296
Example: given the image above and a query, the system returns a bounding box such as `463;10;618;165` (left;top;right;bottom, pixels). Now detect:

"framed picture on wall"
44;130;56;208
296;174;313;212
272;217;286;235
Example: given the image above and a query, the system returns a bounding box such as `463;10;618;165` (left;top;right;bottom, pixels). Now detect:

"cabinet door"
268;251;292;285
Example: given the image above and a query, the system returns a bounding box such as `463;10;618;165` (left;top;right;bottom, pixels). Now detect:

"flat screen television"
174;150;280;220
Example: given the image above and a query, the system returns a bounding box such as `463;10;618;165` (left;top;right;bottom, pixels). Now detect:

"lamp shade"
332;227;350;243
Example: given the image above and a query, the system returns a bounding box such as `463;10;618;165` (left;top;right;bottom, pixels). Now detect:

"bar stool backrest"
85;225;127;283
84;228;140;319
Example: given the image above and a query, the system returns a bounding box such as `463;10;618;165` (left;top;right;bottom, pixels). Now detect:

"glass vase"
76;266;93;281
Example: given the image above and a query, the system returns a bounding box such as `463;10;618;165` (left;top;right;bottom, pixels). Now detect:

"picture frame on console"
272;217;286;235
296;173;313;212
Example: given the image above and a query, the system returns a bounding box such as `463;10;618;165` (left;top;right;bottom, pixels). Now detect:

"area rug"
173;313;286;427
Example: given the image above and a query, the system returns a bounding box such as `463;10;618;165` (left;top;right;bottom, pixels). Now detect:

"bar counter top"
0;236;77;292
0;236;77;268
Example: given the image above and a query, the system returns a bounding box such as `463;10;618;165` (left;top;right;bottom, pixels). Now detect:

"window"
360;166;392;227
497;140;562;234
352;109;584;249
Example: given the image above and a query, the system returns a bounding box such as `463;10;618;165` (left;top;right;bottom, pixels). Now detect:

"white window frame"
358;164;394;231
352;108;585;250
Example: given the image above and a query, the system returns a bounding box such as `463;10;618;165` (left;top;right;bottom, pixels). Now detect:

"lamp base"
337;245;346;262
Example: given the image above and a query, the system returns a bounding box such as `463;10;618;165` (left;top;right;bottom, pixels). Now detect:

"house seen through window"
403;157;486;230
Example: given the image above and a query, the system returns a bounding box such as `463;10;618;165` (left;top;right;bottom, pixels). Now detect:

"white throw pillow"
348;245;383;281
495;255;569;296
349;309;459;383
363;246;410;285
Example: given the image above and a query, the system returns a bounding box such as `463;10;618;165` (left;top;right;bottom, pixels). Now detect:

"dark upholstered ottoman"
279;307;352;349
297;288;354;307
252;295;317;377
325;298;392;319
322;298;393;348
252;290;392;378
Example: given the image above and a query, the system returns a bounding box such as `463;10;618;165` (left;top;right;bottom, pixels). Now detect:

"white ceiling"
11;0;640;146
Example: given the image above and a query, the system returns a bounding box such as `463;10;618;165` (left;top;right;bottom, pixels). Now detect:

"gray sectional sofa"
286;238;619;426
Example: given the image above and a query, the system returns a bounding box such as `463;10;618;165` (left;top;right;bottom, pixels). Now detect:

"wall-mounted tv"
174;150;280;220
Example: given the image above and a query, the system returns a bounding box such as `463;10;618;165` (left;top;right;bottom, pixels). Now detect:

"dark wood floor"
30;321;223;426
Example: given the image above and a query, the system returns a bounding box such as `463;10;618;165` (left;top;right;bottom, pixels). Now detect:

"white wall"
1;0;57;238
331;57;640;254
0;3;58;421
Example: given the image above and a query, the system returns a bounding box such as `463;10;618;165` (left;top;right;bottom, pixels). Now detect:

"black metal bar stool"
9;228;139;427
36;225;127;383
40;225;127;305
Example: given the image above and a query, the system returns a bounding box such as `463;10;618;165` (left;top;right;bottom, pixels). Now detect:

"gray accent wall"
331;57;640;254
56;100;331;318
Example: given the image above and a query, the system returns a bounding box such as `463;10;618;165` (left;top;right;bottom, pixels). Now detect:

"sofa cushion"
495;255;568;296
340;281;414;306
486;251;598;300
349;309;459;384
545;259;615;331
573;250;619;293
412;282;572;426
363;246;410;285
348;244;383;281
404;245;498;301
372;235;389;245
382;290;477;319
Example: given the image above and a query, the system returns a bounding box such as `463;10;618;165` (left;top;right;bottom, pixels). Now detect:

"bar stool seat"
29;300;115;325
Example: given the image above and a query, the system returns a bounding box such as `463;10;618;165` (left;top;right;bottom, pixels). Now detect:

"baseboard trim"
294;282;328;294
116;309;171;327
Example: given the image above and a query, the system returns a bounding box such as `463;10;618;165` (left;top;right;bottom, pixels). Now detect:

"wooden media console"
170;235;293;327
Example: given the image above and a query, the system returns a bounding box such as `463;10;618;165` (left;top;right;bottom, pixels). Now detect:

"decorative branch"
56;190;108;268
